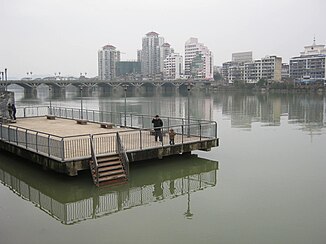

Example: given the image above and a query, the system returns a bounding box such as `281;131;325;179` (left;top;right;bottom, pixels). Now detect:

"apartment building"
98;44;120;80
184;37;214;80
141;31;164;77
163;53;184;80
289;40;326;82
222;55;282;83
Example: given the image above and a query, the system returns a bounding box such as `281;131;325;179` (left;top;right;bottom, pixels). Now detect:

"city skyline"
1;0;325;79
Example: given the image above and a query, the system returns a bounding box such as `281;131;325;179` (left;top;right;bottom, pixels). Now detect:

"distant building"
98;44;120;80
141;31;164;77
281;63;290;79
184;37;214;80
232;51;253;63
163;53;184;80
137;50;142;63
222;55;282;83
116;61;141;77
160;43;174;73
289;39;326;83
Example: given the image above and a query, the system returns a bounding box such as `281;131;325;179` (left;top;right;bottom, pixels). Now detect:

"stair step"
97;156;120;163
98;160;121;167
98;165;123;172
99;169;125;177
98;173;127;182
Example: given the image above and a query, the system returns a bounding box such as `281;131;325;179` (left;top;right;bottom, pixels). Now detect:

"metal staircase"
89;133;129;187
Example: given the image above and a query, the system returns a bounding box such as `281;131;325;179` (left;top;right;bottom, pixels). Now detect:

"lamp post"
49;86;52;115
122;84;128;127
0;72;4;91
80;86;84;120
5;68;7;91
187;81;192;137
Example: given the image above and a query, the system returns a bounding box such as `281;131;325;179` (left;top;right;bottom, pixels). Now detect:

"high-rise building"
98;44;120;80
141;31;164;77
160;43;174;72
289;39;326;82
232;51;253;63
184;38;213;80
163;53;184;80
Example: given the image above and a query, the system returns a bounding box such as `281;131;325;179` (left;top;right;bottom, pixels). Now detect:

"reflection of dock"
0;154;218;225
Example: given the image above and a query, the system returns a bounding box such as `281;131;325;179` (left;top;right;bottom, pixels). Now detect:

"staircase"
89;154;128;187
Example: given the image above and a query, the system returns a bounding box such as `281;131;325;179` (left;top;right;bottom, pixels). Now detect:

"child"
169;128;176;145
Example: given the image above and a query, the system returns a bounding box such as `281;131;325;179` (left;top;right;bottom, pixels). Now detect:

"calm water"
1;86;326;244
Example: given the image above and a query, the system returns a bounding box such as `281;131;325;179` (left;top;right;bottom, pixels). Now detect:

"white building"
290;39;326;82
184;38;214;80
98;44;120;81
160;43;174;73
222;55;282;83
163;53;184;80
141;31;164;77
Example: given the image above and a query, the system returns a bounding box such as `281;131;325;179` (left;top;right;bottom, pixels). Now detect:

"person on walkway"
11;103;17;120
152;115;163;142
169;128;176;145
7;103;13;119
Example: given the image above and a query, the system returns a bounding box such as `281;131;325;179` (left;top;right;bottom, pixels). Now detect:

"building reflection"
10;84;326;132
0;154;218;225
219;92;326;131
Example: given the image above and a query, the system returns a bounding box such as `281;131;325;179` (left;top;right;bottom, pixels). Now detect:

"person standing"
7;103;13;120
11;103;17;120
169;128;176;145
152;115;163;142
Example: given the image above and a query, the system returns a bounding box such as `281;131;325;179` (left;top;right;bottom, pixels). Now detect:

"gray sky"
1;0;325;79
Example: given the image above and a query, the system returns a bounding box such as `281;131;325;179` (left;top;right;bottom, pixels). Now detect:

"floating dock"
0;106;219;186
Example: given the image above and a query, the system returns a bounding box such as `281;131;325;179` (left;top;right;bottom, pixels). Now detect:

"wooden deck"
0;116;219;176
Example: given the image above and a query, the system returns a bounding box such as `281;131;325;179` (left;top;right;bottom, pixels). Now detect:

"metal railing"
116;132;129;177
16;106;218;138
1;106;218;162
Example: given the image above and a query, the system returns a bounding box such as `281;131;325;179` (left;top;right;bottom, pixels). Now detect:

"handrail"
1;106;218;162
116;132;129;178
89;134;99;186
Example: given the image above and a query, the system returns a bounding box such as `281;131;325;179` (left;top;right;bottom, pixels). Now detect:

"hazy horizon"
1;0;325;79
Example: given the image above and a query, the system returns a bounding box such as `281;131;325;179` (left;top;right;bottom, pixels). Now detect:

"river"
1;86;326;244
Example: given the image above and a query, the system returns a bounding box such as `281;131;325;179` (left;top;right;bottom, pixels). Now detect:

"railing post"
36;132;38;152
8;125;10;142
48;135;50;156
139;129;142;150
25;129;28;148
181;125;184;144
61;138;64;161
215;121;218;138
141;115;144;128
199;124;202;141
16;127;18;145
24;107;26;118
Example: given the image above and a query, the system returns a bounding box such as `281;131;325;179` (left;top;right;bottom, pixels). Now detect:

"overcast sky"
1;0;325;79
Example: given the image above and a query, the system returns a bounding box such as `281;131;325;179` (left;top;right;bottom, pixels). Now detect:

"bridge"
0;78;214;96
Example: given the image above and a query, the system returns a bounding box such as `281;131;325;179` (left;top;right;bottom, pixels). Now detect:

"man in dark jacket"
152;115;163;142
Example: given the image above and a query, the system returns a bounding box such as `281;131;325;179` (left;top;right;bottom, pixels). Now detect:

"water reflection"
218;92;326;130
9;84;326;132
0;153;218;225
